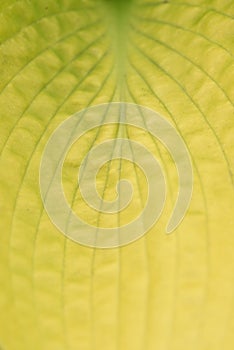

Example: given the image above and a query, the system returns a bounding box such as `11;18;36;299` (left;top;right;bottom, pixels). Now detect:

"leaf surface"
0;0;233;349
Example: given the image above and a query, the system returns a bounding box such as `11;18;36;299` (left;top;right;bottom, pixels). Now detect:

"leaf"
0;0;233;349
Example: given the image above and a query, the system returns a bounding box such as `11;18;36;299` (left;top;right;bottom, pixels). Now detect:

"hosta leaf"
0;0;233;349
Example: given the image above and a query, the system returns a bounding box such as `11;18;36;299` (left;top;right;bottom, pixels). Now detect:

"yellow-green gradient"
0;0;233;349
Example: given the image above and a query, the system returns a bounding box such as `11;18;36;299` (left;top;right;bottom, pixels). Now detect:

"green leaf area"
0;0;233;349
